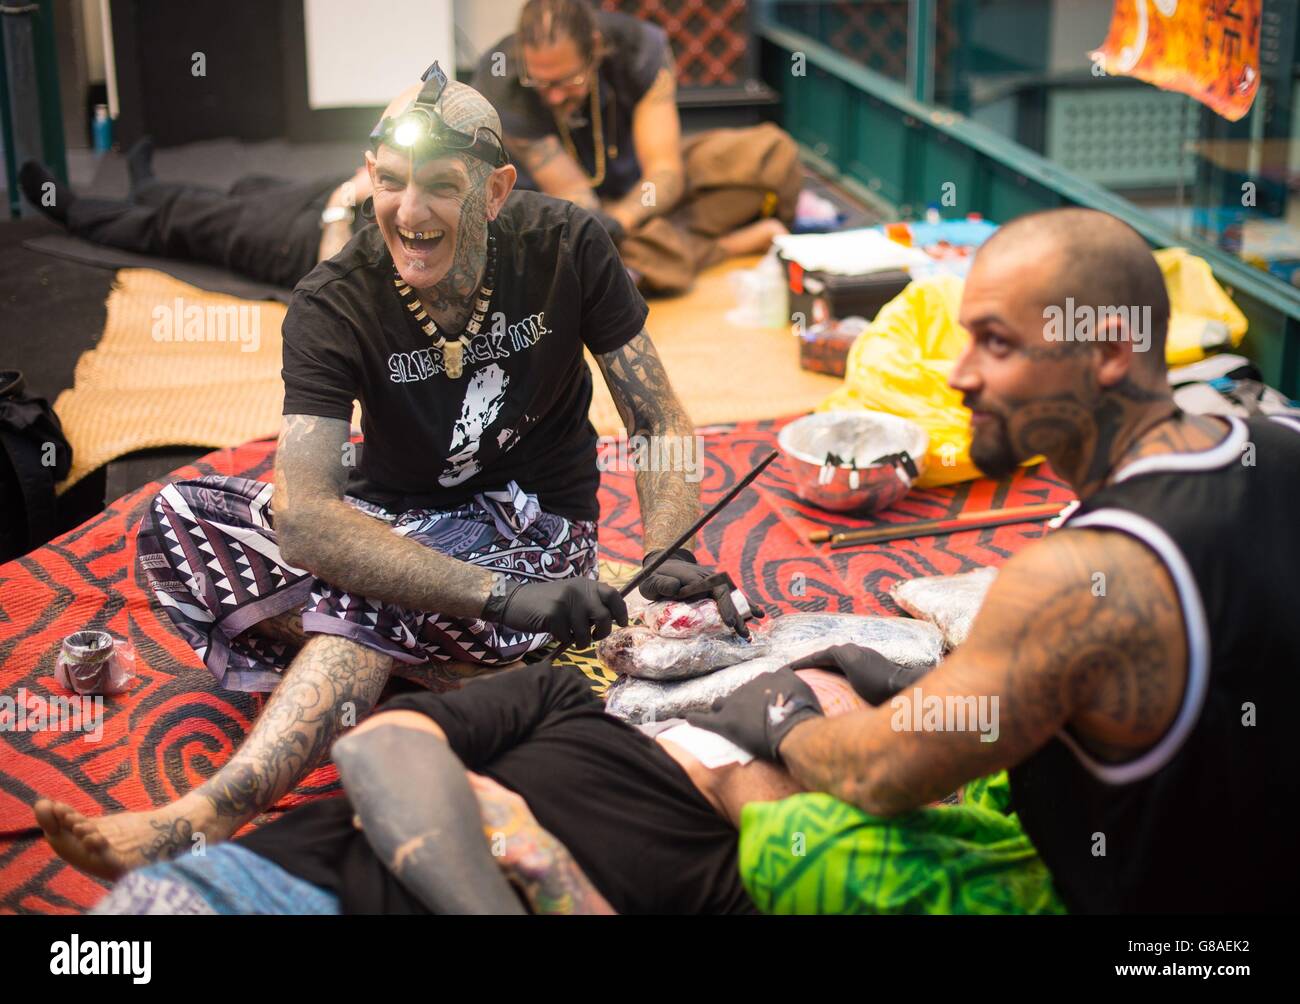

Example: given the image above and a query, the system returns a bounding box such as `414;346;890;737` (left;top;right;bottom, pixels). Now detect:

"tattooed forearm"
196;633;393;826
608;59;685;229
509;134;600;210
515;843;617;915
333;716;526;914
513;134;565;173
780;528;1186;815
273;415;496;618
468;772;615;915
607;164;685;230
596;331;700;552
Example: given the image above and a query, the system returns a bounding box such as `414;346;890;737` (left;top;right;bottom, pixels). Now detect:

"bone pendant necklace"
392;234;498;379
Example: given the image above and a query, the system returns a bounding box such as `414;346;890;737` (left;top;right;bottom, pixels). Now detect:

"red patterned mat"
0;419;1073;913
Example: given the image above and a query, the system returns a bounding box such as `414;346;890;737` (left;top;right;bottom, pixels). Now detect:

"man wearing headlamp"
36;69;755;880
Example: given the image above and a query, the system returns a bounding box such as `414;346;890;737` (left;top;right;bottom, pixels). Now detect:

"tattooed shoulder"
960;526;1185;758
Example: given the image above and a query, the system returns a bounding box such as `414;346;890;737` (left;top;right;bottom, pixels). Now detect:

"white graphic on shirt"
440;364;510;486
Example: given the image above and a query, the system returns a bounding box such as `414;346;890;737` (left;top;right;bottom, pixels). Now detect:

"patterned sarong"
738;772;1066;915
136;475;598;691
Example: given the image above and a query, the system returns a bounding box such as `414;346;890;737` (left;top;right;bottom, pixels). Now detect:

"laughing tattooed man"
35;68;750;881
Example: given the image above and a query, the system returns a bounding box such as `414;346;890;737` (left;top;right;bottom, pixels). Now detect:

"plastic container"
92;105;113;155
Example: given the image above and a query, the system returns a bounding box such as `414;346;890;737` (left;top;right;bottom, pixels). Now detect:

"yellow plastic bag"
1156;247;1248;366
820;250;1247;487
819;274;979;487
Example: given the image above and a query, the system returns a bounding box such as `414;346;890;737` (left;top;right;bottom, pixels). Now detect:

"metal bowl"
778;410;929;515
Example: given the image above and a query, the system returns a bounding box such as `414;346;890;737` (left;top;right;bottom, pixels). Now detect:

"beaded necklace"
391;233;497;379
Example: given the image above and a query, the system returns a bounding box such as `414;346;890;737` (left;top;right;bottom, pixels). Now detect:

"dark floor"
2;137;873;549
3;139;366;535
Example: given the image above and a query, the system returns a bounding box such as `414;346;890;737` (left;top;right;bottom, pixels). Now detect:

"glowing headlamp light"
391;113;429;149
369;61;507;168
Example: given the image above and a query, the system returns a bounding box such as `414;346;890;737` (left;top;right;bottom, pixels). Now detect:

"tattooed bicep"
951;528;1183;753
274;414;353;506
644;64;676;104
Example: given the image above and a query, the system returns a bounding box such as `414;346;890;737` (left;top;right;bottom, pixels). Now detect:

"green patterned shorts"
738;772;1066;915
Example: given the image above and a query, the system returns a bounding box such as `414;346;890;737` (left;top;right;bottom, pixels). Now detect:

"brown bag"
619;123;802;295
678;122;802;235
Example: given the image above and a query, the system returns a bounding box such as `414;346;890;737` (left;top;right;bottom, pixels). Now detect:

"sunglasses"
370;61;507;168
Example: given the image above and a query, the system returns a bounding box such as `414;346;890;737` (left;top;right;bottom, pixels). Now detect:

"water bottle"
92;105;112;155
757;250;788;329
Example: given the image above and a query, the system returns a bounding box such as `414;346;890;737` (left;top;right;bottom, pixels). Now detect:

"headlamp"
369;61;508;168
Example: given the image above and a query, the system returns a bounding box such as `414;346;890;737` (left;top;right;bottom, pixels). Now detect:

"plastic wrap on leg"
604;614;944;722
597;625;768;680
644;599;728;638
889;567;998;650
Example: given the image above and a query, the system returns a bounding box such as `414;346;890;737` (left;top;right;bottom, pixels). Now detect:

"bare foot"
717;217;789;258
34;797;210;881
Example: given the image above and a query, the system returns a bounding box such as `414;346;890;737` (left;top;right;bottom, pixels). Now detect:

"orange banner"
1093;0;1262;121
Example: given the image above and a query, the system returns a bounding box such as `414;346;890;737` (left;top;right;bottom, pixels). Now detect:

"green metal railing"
756;2;1300;396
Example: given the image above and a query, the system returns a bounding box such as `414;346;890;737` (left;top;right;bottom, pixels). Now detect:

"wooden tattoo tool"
806;501;1067;549
548;449;780;661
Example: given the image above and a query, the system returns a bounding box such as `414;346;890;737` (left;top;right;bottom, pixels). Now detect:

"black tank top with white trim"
1008;414;1300;913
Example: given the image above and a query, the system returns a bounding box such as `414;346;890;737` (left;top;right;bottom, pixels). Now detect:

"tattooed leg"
240;609;308;651
333;711;526;914
35;633;393;881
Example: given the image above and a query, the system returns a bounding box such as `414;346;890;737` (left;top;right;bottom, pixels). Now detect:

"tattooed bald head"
376;80;505;180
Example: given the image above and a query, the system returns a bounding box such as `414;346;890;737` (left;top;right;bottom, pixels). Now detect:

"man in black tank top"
691;207;1297;913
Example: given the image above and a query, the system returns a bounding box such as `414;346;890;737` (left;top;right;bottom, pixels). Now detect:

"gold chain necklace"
391;234;497;379
554;85;607;189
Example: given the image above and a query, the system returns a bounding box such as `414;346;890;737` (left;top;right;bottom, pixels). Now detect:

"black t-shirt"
474;11;667;202
236;663;758;915
281;190;647;521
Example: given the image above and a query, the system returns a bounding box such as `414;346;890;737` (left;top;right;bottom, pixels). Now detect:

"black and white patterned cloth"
136;475;598;691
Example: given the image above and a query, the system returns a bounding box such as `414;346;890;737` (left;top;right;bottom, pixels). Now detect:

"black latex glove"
483;578;628;649
783;644;930;706
638;550;764;639
685;667;823;762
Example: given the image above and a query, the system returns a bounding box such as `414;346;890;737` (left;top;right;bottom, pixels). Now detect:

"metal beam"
756;17;1300;325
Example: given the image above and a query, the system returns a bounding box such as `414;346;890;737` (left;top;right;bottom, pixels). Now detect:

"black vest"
1009;415;1300;913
